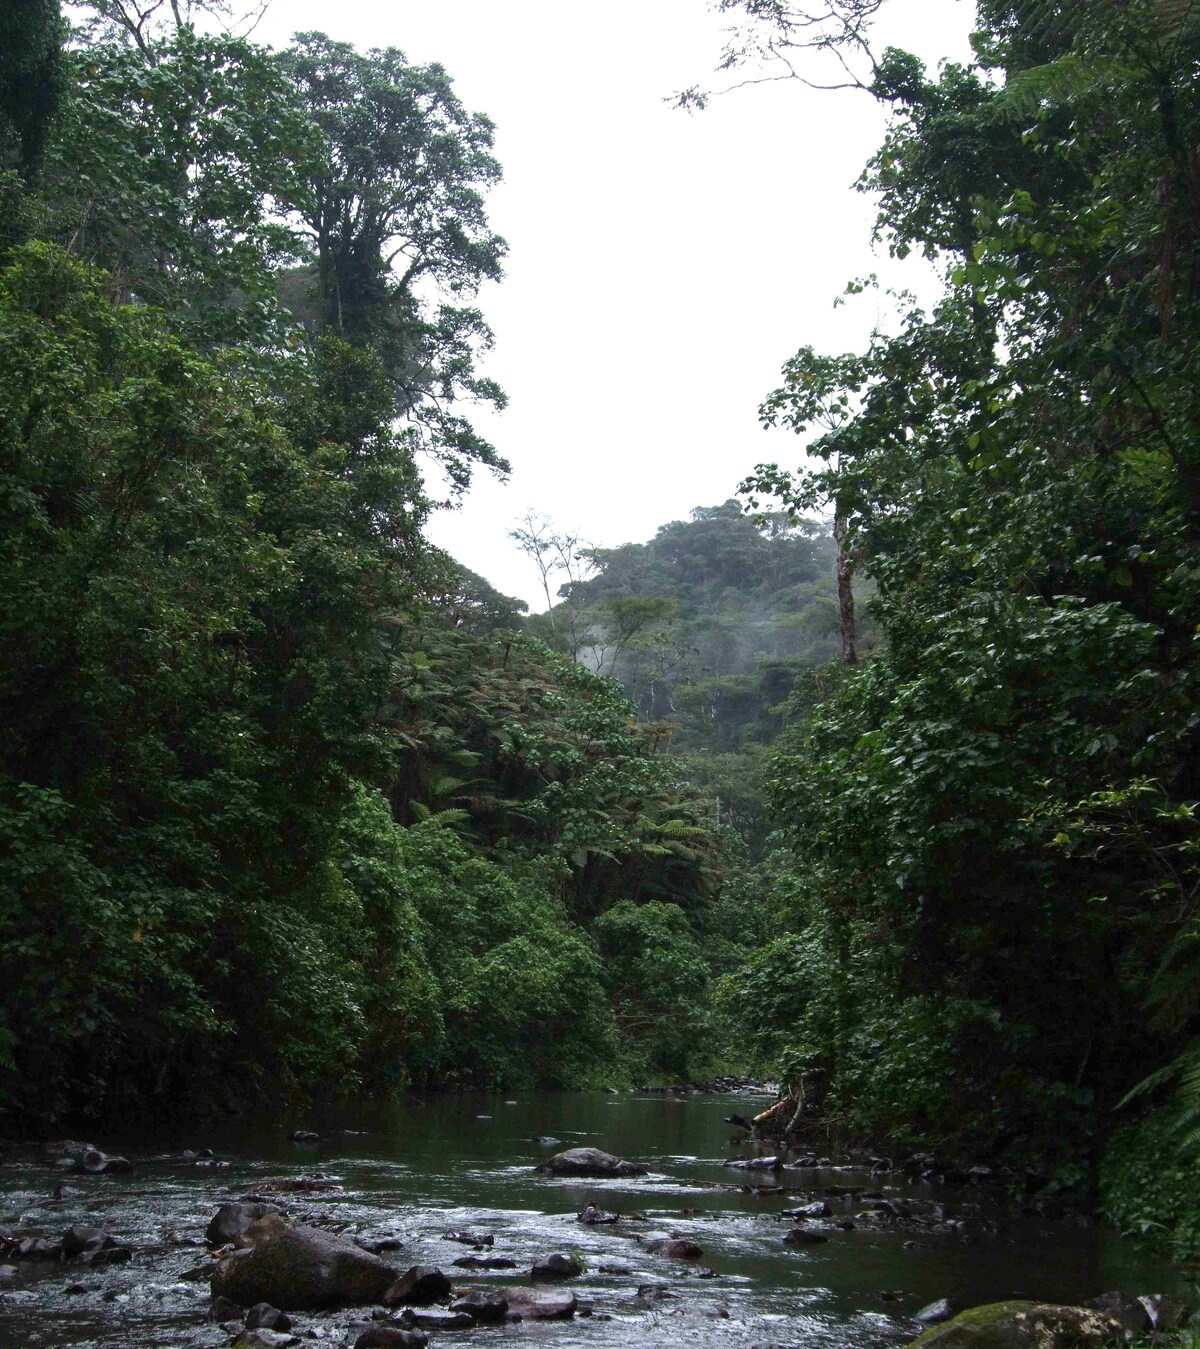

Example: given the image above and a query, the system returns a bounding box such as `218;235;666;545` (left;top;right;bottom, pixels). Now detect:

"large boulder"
210;1222;397;1310
537;1147;646;1178
240;1213;292;1248
908;1301;1126;1348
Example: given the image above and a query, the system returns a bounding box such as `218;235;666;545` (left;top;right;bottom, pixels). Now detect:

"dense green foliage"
708;0;1200;1257
0;6;753;1125
10;0;1200;1284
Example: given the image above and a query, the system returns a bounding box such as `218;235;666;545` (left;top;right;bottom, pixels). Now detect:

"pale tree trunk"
833;508;857;666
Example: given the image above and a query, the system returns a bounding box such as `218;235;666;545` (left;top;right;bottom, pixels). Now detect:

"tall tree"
43;30;317;349
283;34;509;493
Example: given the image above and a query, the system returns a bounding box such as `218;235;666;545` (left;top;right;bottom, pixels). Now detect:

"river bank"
0;1091;1189;1348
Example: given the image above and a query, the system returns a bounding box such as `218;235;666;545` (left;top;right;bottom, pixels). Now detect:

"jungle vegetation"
0;0;756;1122
5;0;1200;1266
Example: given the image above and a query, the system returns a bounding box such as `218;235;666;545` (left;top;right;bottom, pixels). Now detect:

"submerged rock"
356;1236;406;1255
210;1222;397;1310
537;1147;646;1178
908;1301;1125;1347
442;1229;492;1247
400;1307;474;1329
646;1237;704;1260
231;1331;301;1349
353;1330;428;1349
452;1253;516;1269
73;1149;132;1175
578;1203;619;1224
495;1285;578;1320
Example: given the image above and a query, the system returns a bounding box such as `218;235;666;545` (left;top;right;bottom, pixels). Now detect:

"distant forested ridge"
522;502;850;851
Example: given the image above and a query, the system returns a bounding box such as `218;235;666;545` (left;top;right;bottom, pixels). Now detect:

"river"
0;1090;1187;1347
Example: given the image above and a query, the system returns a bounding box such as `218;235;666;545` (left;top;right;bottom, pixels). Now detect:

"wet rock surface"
645;1237;704;1260
206;1202;284;1248
74;1150;132;1176
531;1252;583;1280
537;1147;647;1178
914;1298;957;1325
908;1301;1128;1347
578;1204;619;1224
230;1331;301;1349
399;1305;474;1329
450;1289;509;1322
211;1221;398;1309
1083;1289;1151;1333
352;1329;428;1349
380;1265;452;1306
451;1252;517;1269
496;1285;579;1319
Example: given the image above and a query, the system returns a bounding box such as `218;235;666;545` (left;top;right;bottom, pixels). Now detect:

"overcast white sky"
256;0;976;609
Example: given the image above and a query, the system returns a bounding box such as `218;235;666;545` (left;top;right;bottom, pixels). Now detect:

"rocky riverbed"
0;1091;1189;1348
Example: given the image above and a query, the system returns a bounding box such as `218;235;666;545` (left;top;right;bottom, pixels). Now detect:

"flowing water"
0;1090;1188;1348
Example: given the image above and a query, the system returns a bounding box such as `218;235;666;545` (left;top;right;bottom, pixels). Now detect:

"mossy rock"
908;1301;1125;1348
211;1222;397;1310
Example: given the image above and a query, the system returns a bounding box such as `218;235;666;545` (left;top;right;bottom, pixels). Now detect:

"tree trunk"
833;509;857;666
